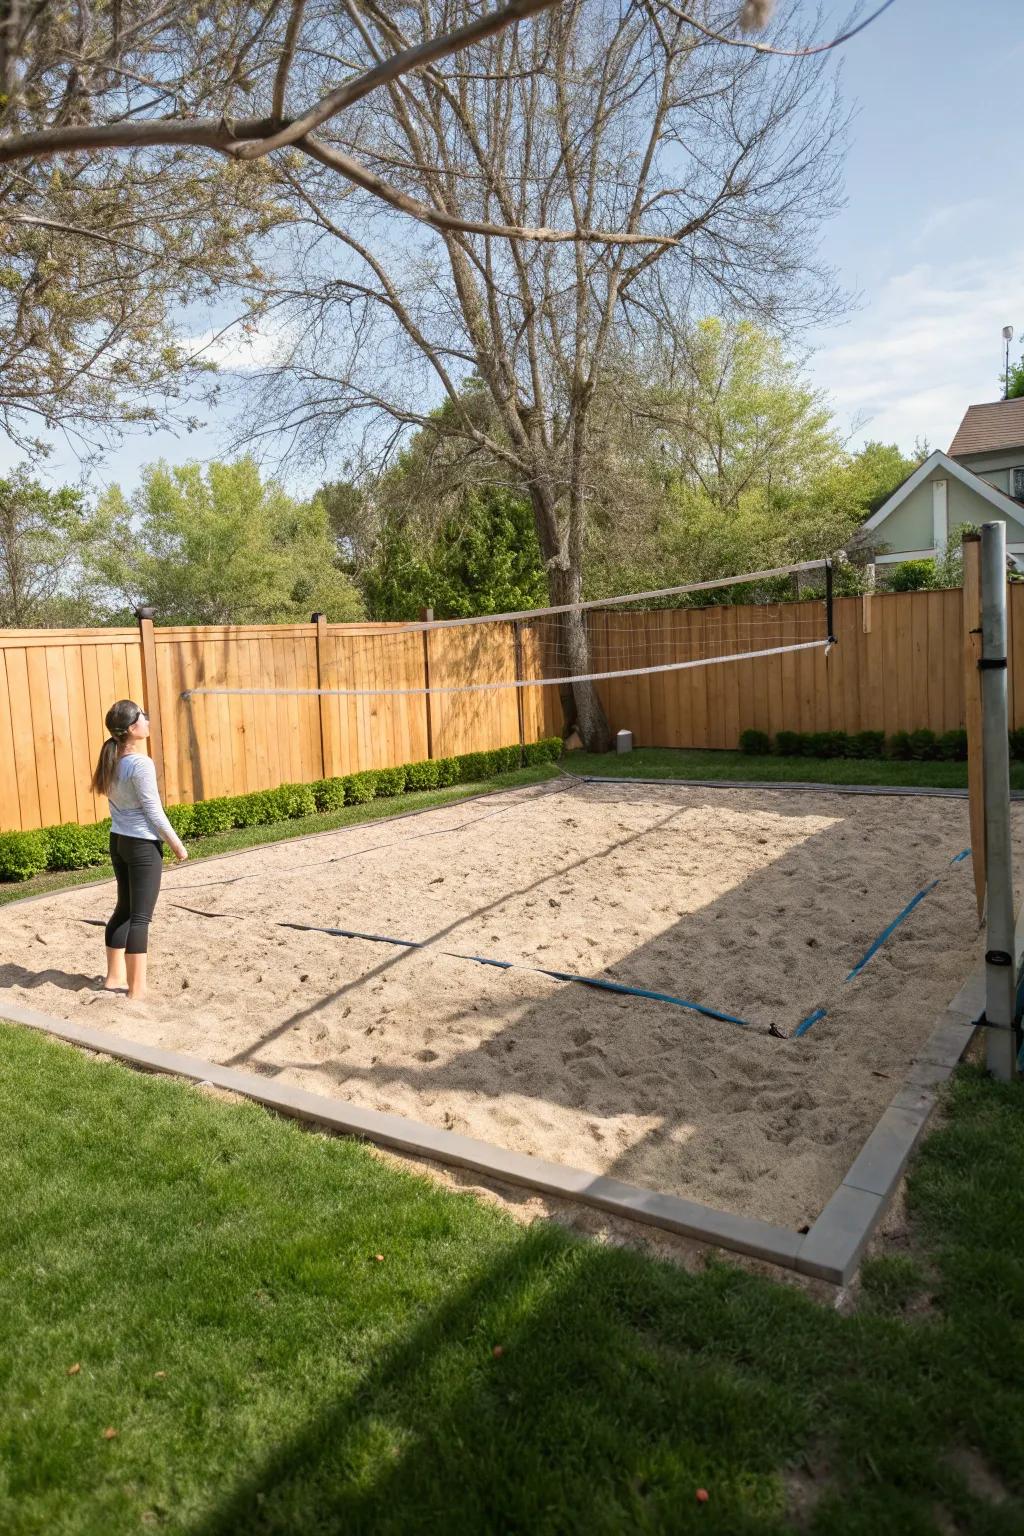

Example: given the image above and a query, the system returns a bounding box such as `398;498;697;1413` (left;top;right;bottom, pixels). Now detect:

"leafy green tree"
0;467;104;627
361;487;545;621
1005;354;1024;401
583;322;867;599
810;440;925;524
335;385;546;620
652;320;842;510
93;459;363;625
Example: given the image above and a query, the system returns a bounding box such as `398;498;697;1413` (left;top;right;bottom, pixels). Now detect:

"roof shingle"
948;398;1024;458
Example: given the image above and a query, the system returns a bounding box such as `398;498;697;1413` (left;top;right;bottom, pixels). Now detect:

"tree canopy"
0;466;101;627
92;458;362;625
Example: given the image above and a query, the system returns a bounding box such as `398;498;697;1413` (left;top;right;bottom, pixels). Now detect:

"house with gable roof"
855;397;1024;570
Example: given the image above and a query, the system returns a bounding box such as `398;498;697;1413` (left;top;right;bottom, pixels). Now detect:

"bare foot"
102;981;128;993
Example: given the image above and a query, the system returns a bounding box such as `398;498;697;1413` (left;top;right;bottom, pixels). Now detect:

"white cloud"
185;321;288;373
914;199;991;247
810;250;1024;452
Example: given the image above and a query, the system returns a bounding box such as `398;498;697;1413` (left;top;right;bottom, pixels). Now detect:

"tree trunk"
547;562;613;753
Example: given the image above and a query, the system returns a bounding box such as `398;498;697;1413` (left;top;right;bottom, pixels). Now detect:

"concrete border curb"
794;906;1024;1284
575;774;1024;801
1;930;997;1286
0;999;804;1270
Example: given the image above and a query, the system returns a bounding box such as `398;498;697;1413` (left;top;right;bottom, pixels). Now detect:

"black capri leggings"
106;834;164;954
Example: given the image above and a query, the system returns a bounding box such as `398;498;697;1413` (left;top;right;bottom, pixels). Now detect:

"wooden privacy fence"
588;590;975;750
0;615;553;832
4;587;1024;832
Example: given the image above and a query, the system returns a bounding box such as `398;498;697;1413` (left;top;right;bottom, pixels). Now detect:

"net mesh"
182;560;834;702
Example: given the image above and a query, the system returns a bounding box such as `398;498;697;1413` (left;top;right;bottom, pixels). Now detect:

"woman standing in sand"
91;699;188;1002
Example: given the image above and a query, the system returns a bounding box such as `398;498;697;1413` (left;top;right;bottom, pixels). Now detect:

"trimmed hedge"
188;797;236;837
312;777;348;812
374;767;408;798
405;760;440;792
0;830;50;882
739;729;771;756
44;821;110;871
0;737;564;884
345;771;378;804
735;727;973;764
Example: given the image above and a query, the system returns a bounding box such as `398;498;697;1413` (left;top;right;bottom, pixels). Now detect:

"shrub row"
0;737;563;883
739;727;972;761
0;819;112;884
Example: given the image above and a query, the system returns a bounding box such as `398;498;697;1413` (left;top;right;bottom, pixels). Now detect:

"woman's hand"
174;844;189;862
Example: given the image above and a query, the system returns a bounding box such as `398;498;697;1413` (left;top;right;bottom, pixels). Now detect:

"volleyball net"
181;559;837;704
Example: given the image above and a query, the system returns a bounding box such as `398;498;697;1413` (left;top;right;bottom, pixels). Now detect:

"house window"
1014;466;1024;500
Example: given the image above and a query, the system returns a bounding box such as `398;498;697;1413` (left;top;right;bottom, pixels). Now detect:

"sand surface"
2;779;1018;1229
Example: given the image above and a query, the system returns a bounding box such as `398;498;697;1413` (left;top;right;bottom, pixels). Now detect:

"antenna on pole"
1003;325;1015;399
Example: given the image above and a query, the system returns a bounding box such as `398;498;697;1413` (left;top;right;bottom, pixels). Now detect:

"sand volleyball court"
2;778;1015;1229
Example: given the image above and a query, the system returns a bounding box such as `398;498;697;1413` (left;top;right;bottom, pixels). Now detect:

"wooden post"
962;534;986;921
862;592;873;634
513;619;527;762
135;607;166;791
312;612;329;778
420;607;434;759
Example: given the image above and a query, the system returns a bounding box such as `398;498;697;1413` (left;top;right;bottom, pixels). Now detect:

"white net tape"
181;561;834;702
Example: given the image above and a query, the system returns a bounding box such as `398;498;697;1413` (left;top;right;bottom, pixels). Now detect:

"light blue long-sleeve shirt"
108;754;180;848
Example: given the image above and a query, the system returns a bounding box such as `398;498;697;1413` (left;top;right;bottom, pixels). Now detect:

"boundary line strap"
279;921;758;1030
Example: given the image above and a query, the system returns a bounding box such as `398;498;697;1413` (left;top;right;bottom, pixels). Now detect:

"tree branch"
298;135;676;244
272;0;307;121
656;0;899;58
237;0;562;159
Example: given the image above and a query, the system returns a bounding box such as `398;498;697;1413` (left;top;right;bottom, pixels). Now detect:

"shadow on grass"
189;1224;817;1536
184;1071;1024;1536
4;1023;1024;1536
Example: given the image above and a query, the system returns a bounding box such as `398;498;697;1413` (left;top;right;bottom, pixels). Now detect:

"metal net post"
979;520;1021;1080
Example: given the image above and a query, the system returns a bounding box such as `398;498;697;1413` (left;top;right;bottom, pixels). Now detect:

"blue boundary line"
795;848;973;1037
844;881;940;982
280;922;757;1030
280;846;977;1045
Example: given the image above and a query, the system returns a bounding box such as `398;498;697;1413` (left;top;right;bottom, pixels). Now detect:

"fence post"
513;620;527;762
135;606;166;791
312;612;328;778
979;522;1020;1081
963;533;985;921
420;606;435;759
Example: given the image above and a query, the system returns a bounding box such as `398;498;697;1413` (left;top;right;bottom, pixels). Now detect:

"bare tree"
238;1;846;746
0;2;297;451
0;0;854;744
0;0;677;454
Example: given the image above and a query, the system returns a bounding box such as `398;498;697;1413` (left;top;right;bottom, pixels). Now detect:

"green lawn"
565;746;1024;792
0;765;559;909
1;1023;1022;1535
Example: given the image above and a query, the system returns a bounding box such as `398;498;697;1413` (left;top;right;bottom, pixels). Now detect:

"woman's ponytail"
91;737;121;796
91;699;143;795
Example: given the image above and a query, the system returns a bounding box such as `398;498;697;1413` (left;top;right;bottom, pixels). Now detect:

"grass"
0;765;559;909
1;1024;1022;1536
565;746;1024;792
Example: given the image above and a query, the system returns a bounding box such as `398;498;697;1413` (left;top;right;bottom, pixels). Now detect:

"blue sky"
9;0;1024;492
805;0;1024;452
